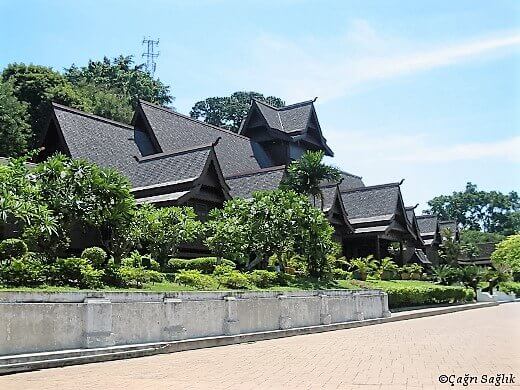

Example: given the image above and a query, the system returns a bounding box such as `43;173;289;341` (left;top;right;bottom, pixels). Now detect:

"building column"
84;296;114;348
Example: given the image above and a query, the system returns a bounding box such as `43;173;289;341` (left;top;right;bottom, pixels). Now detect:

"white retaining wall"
0;290;389;356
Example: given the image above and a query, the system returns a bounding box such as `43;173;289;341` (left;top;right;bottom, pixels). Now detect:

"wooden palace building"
37;98;451;262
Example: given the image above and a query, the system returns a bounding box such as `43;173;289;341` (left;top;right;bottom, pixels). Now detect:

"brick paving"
1;303;518;390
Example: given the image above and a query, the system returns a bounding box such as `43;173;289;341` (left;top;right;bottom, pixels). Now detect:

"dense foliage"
0;56;173;155
205;190;336;277
190;91;284;132
0;81;32;156
282;150;341;210
426;182;519;235
491;235;520;275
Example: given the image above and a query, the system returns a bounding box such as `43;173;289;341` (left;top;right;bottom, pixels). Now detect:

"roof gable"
136;100;269;176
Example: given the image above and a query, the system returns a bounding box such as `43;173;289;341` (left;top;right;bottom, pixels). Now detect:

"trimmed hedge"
364;280;474;308
167;257;236;274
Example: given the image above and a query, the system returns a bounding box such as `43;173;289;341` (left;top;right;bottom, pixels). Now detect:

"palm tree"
282;151;341;210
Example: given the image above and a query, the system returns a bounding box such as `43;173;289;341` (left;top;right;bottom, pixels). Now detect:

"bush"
175;270;217;289
499;281;520;297
81;247;107;268
366;280;472;308
332;268;350;280
400;264;424;280
491;234;520;274
0;239;28;263
248;270;278;288
117;266;163;288
49;257;104;289
216;270;251;289
276;272;296;286
0;255;46;286
167;257;236;274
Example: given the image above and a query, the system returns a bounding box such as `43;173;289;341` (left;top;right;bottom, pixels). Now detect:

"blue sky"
1;0;518;210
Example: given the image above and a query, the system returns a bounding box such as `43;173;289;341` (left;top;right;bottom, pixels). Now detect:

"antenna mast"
141;37;160;76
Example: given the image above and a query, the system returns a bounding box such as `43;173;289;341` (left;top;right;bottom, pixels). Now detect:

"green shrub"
366;280;472;308
81;247;107;268
216;270;251;289
0;255;46;286
175;270;217;289
248;270;278;288
276;272;296;286
499;281;520;297
332;268;350;280
213;264;236;276
167;257;236;274
400;264;424;280
102;260;125;287
0;239;28;263
117;266;164;288
49;257;104;289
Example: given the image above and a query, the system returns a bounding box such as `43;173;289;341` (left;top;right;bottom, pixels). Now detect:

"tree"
1;64;89;148
31;154;138;259
139;205;202;264
491;234;520;275
282;150;341;210
64;55;173;107
460;230;505;245
205;189;336;277
190;91;284;132
0;81;32;156
426;182;519;235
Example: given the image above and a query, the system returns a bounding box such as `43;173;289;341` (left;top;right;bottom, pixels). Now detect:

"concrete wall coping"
0;289;384;303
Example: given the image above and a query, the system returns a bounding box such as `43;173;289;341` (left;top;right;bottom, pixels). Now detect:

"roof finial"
399;178;405;185
413;203;419;209
212;137;222;147
313;97;318;102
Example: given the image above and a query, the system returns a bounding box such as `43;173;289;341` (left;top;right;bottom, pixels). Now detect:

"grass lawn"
0;277;363;293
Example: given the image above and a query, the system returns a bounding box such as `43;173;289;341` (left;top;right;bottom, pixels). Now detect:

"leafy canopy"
205;189;336;277
282;150;341;210
190;91;284;133
491;234;520;274
426;182;519;236
0;81;32;156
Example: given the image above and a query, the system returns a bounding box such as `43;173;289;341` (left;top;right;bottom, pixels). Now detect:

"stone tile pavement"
1;303;518;390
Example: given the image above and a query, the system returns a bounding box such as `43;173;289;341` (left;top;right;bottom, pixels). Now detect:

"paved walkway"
1;303;519;390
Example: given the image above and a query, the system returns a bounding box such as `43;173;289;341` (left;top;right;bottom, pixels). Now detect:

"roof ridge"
138;99;252;141
52;102;134;131
225;165;286;180
416;214;438;220
136;143;214;163
253;98;315;111
341;170;363;179
340;182;401;193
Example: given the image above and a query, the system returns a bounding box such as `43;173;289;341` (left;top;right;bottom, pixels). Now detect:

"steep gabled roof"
50;103;142;174
253;99;315;134
319;184;354;233
225;166;286;199
416;215;439;235
340;182;414;238
416;214;442;246
405;205;425;246
340;183;402;222
135;100;271;176
322;171;365;191
239;99;334;156
49;104;230;200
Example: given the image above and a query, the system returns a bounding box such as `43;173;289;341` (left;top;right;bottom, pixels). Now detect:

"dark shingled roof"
131;145;214;188
51;104;223;189
439;220;457;233
137;100;270;176
340;183;401;221
225;166;286;199
321;171;365;192
320;185;340;212
416;215;439;236
254;99;314;133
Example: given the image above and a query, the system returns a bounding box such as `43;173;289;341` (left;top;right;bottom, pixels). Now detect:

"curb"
0;301;500;375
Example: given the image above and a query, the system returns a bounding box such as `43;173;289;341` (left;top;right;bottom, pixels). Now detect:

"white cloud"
229;24;520;103
326;129;520;166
